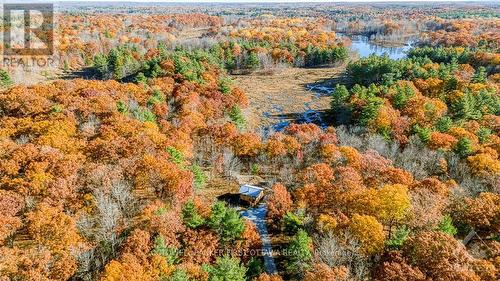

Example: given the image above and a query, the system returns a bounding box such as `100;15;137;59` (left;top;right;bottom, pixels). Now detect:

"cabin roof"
239;184;264;198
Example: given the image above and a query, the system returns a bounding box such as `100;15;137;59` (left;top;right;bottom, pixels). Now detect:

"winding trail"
240;203;277;274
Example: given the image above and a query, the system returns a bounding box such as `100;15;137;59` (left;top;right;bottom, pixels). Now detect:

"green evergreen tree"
435;116;453;132
414;125;431;143
166;146;184;165
205;255;247;281
218;77;232;94
331;84;350;110
168;269;190;281
477;127;492;143
228;106;246;130
208;202;245;243
135;72;147;84
191;164;207;189
246;257;263;280
133;107;156;123
472;66;487;83
93;53;109;77
116;101;129;114
246;52;260;70
454;137;473;158
386;225;410;249
359;97;383;126
452;91;482;120
153;235;179;264
437;215;458;237
285;230;312;276
0;69;12;87
392;84;414;109
283;211;304;234
182;200;205;229
109;48;125;80
148;89;166;106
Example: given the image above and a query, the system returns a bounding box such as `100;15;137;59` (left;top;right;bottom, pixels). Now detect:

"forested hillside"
0;2;498;281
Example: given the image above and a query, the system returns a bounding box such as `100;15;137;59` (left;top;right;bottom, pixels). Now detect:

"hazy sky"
2;0;490;4
22;0;487;2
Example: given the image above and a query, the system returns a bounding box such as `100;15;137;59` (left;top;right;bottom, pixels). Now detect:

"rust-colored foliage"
304;263;350;281
181;228;219;265
232;133;262;158
374;251;425;281
27;203;82;252
267;183;293;220
402;231;479;280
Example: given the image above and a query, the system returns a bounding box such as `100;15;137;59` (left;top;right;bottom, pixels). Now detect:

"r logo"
3;3;54;56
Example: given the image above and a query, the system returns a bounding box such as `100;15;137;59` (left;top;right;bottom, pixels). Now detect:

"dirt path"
240;203;277;274
231;66;345;134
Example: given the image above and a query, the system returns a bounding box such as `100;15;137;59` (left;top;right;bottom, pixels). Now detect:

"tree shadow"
217;193;250;208
60;67;100;80
266;109;335;128
299;73;350;90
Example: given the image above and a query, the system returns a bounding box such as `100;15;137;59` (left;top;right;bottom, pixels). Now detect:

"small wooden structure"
239;184;265;206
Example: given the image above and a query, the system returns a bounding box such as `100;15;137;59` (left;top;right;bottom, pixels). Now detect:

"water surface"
340;34;413;60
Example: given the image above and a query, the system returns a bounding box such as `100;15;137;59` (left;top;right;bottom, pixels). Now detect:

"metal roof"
239;184;264;198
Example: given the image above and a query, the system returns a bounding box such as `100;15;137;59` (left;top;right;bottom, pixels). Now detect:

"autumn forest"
0;1;498;281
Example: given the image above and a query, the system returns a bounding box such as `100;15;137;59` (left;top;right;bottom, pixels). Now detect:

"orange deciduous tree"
267;183;293;220
253;273;284;281
232;133;262;158
374;251;425;281
402;231;478;280
0;190;24;244
304;263;350;281
26;203;81;252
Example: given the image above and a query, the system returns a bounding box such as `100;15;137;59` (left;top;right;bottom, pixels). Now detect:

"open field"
233;65;346;132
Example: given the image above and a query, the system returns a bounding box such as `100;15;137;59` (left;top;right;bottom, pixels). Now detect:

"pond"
340;34;414;60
